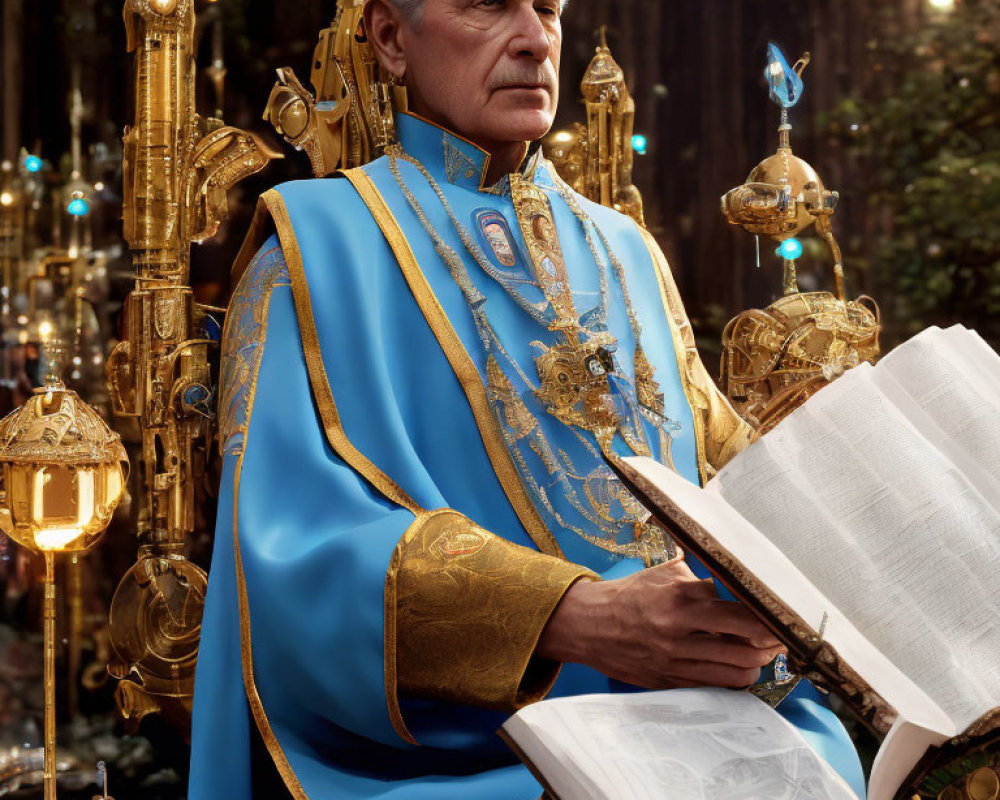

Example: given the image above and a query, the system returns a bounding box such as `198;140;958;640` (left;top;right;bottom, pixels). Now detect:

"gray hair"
386;0;426;24
386;0;569;26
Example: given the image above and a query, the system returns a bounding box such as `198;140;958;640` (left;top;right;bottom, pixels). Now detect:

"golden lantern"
0;378;127;800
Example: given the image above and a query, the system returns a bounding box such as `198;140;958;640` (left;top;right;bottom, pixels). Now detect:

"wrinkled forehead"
382;0;571;18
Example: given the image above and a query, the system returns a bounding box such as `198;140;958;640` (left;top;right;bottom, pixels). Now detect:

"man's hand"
536;559;784;689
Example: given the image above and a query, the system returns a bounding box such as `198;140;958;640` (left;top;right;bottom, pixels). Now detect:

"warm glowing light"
0;192;13;207
94;182;105;192
35;528;84;551
552;131;574;143
149;0;179;14
31;468;96;551
38;320;53;340
928;0;955;9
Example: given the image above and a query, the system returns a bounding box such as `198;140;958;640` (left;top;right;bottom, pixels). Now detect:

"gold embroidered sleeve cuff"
386;510;597;717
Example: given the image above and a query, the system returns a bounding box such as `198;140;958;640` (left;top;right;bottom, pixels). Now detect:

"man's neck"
483;140;530;186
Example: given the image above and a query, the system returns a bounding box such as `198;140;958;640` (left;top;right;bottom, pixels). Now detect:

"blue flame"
24;156;43;173
765;43;804;109
631;134;648;155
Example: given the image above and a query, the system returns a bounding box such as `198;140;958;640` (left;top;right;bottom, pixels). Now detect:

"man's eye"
476;0;504;7
535;1;561;15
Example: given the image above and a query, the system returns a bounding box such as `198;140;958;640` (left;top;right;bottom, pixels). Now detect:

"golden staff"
106;0;278;733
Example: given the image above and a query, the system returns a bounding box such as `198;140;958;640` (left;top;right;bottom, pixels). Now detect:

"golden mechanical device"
264;0;407;177
0;347;127;800
544;28;645;227
720;44;880;434
106;0;278;734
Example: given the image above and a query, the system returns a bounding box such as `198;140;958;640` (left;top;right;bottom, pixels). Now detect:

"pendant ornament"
388;147;681;564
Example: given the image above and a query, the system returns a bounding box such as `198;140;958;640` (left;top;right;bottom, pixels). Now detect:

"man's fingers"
677;635;783;669
693;599;782;648
665;659;762;689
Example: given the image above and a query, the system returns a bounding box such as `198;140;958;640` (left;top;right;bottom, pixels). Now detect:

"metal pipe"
43;550;57;800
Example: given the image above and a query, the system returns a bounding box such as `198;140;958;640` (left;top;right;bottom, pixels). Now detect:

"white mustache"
488;64;557;92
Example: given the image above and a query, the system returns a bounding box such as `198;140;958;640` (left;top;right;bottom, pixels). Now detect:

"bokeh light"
67;197;91;217
776;237;804;260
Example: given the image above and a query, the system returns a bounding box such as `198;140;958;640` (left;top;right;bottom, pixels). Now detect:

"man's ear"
364;0;407;80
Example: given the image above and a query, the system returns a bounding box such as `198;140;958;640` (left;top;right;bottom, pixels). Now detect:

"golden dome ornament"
719;43;881;434
0;374;127;800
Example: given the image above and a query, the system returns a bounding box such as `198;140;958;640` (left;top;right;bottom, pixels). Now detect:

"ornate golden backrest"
108;0;278;736
544;28;645;227
264;0;406;177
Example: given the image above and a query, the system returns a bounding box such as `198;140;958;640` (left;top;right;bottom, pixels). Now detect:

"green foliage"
833;0;1000;345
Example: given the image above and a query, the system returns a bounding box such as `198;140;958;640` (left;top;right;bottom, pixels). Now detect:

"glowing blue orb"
776;237;803;260
631;134;648;155
24;156;43;174
67;197;91;217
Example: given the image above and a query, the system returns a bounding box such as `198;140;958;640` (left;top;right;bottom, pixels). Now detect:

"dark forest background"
5;0;997;364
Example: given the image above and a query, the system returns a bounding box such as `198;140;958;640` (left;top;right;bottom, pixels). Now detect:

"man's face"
398;0;563;150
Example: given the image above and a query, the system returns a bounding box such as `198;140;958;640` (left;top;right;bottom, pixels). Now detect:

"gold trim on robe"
262;188;424;516
226;186;598;767
342;168;565;560
230;280;313;798
636;226;753;481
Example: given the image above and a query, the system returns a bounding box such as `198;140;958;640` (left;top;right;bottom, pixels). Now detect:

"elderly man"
189;1;865;798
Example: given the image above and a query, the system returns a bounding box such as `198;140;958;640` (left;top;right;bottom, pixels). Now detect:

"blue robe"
189;112;866;800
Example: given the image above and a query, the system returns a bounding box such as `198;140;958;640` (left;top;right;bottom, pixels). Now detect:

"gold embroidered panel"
219;240;291;456
387;510;597;715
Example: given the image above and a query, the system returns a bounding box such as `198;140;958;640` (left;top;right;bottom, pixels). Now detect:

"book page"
618;456;953;741
942;326;1000;393
874;326;1000;506
504;689;859;800
710;365;1000;731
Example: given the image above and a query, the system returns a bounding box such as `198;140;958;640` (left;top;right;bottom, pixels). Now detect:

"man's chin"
474;109;555;146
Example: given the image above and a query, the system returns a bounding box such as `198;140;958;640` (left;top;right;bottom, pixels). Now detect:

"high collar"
394;111;548;194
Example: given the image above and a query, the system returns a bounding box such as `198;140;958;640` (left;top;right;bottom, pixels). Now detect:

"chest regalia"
369;114;700;567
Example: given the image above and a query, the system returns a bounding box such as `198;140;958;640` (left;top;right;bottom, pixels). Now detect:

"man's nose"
507;4;552;61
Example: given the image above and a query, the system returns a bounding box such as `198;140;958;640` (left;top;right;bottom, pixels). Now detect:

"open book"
500;687;859;800
594;325;1000;800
